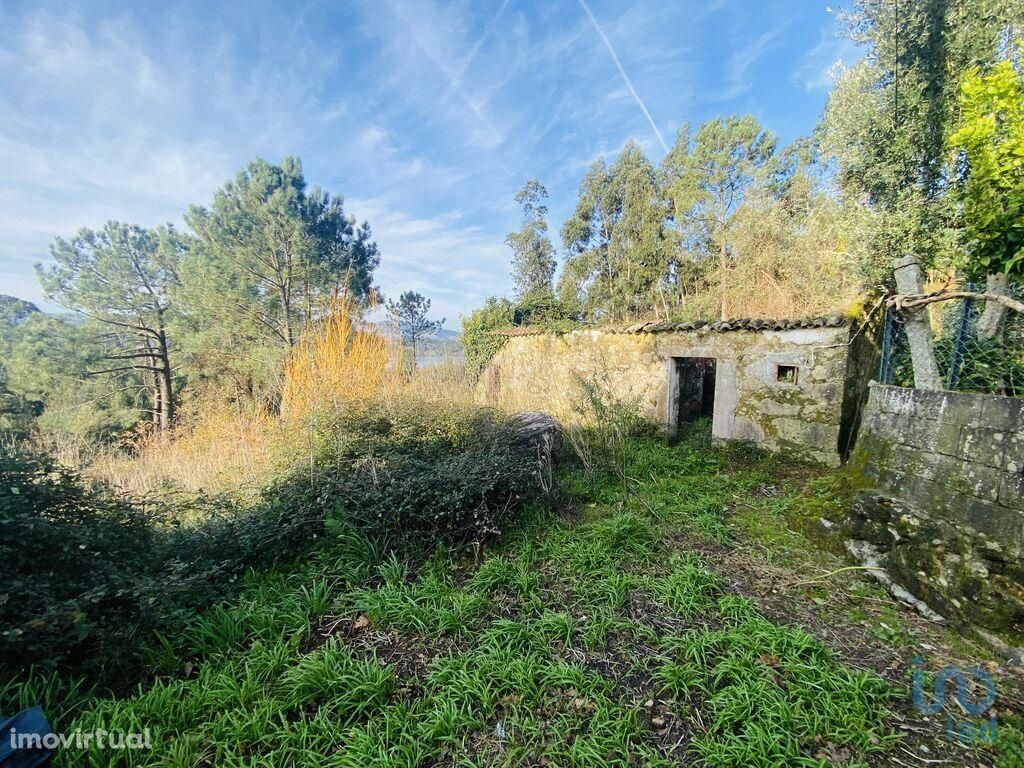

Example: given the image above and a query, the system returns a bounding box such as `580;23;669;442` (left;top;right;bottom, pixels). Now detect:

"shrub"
2;398;551;680
313;400;546;543
1;449;154;672
0;448;323;680
281;295;399;417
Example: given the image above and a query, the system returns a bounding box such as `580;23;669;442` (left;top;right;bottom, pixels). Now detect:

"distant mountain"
0;294;40;325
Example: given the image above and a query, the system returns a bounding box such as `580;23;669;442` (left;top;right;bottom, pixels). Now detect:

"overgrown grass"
10;429;1007;767
2;393;542;684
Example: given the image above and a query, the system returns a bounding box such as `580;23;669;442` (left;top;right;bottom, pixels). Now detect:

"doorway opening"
673;357;716;429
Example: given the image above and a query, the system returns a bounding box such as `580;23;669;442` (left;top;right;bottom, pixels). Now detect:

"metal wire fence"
879;283;1024;396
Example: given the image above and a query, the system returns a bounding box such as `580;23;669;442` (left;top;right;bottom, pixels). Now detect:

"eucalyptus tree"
507;180;557;300
560;142;670;319
37;222;183;431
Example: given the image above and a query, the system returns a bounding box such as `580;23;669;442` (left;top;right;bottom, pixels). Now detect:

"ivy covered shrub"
1;401;549;680
0;449;321;679
460;294;582;381
313;400;546;543
460;297;515;380
1;450;153;672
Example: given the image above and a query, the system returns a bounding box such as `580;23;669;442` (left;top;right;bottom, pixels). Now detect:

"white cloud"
0;4;477;315
577;0;668;153
708;28;784;102
793;20;861;92
349;196;511;324
355;0;514;151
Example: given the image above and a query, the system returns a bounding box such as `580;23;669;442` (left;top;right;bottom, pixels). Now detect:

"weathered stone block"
931;393;980;427
913;450;955;482
958;497;1021;545
999;471;1024;510
958;427;1020;470
940;459;1003;503
875;385;917;415
979;395;1023;432
897;416;941;450
849;385;1024;645
857;409;884;436
910;389;962;420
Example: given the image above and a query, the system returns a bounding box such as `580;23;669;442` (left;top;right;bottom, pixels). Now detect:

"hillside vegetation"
5;423;1022;766
2;4;1023;766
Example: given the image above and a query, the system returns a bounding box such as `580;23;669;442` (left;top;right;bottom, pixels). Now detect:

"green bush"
313;400;545;543
1;450;154;672
0;449;322;680
1;402;549;681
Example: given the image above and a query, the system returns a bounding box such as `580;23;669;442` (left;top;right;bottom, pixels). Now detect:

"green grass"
6;430;1019;767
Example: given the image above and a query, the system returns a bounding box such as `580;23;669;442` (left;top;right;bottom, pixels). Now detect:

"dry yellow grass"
90;298;474;496
281;296;401;418
88;405;281;498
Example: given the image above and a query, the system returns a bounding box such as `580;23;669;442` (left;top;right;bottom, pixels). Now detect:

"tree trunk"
281;298;294;347
892;256;943;391
151;368;162;428
157;330;174;431
718;240;729;320
977;272;1010;341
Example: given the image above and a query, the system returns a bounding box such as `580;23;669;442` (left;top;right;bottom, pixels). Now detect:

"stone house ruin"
479;315;873;467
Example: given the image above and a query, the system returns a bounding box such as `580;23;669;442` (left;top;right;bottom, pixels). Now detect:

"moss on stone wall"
479;326;851;465
802;383;1024;649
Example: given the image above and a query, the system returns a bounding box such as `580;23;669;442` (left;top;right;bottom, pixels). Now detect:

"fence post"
892;256;944;390
947;283;974;391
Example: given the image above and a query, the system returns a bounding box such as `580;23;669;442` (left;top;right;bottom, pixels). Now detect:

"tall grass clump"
281;295;401;418
87;399;279;498
562;370;651;488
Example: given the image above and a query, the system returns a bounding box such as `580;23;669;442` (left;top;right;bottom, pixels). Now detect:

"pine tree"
388;291;443;364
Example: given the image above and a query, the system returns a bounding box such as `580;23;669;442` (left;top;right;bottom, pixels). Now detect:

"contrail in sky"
457;0;512;83
576;0;669;154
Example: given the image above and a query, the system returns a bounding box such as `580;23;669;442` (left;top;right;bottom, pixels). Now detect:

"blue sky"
0;0;859;326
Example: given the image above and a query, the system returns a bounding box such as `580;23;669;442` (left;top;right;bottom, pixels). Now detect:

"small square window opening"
776;364;798;384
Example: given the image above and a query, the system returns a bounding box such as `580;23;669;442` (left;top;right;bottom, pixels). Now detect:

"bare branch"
888;290;1024;314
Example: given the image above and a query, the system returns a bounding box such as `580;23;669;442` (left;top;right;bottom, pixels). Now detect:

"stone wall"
842;384;1024;645
479;325;852;465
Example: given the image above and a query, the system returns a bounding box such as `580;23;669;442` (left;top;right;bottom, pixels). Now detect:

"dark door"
674;357;716;426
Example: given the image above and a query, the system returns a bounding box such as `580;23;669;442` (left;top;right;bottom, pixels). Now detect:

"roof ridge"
494;313;849;337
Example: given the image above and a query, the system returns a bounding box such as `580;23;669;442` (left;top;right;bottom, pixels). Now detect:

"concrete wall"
842;384;1024;644
479;325;851;465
